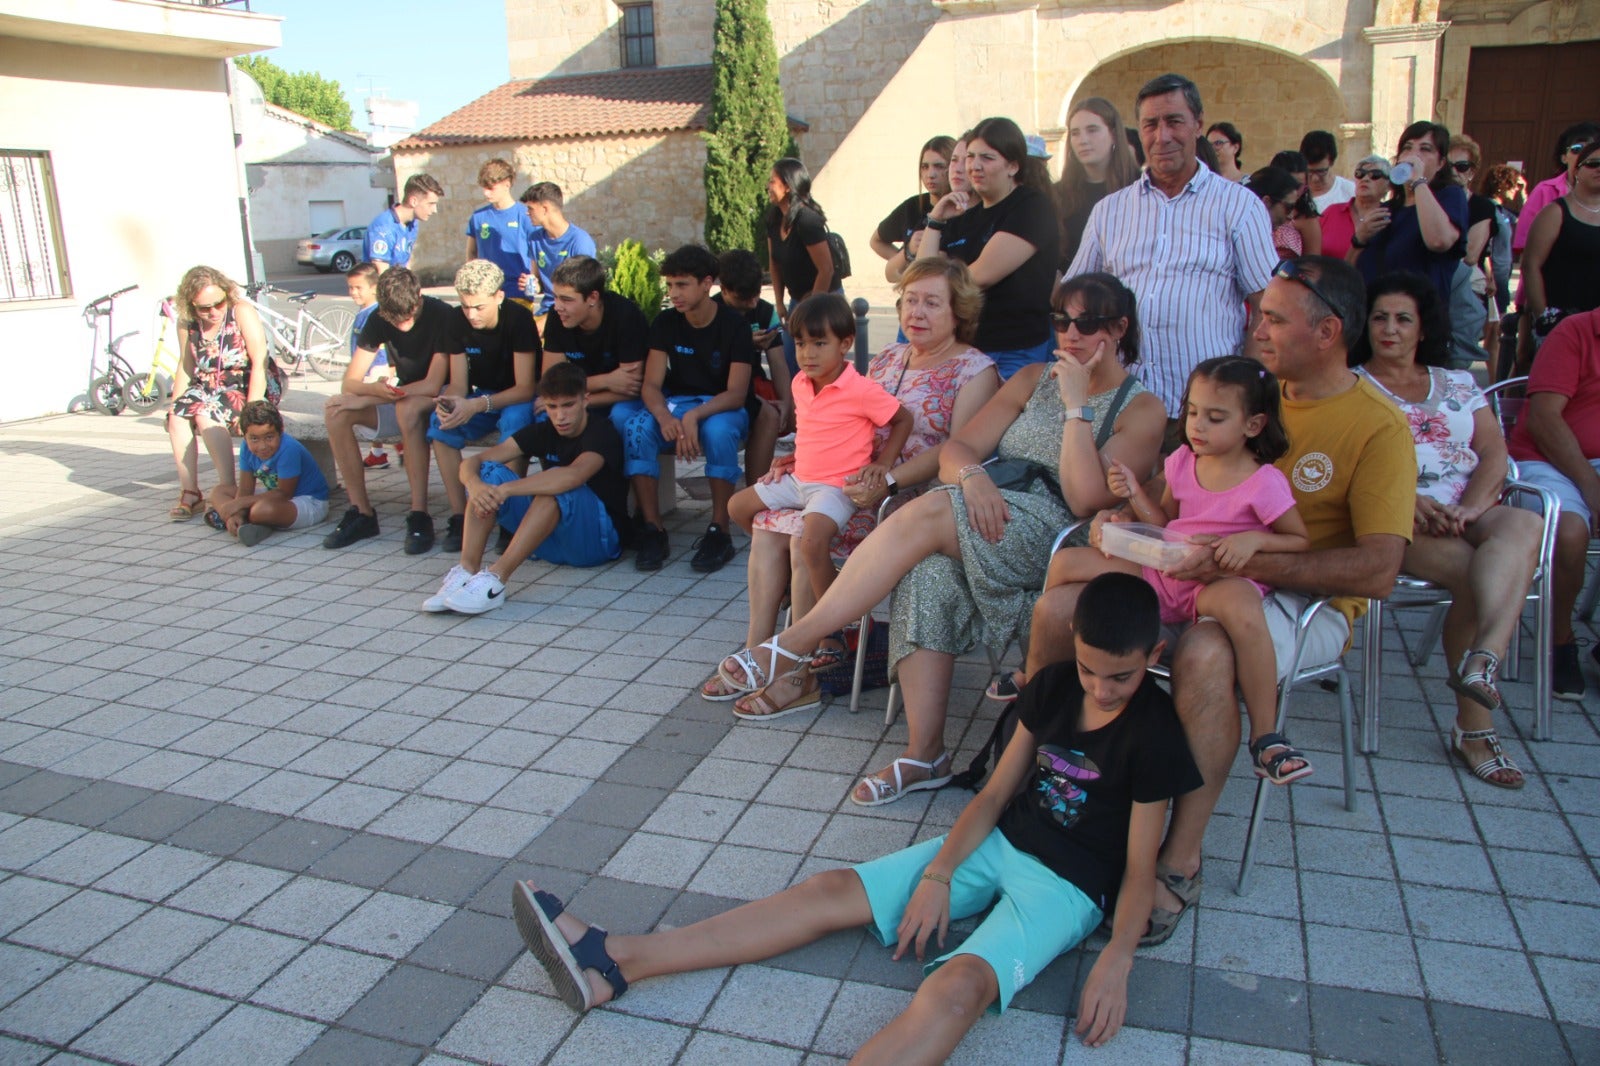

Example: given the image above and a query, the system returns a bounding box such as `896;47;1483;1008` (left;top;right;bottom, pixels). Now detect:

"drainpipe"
225;60;259;285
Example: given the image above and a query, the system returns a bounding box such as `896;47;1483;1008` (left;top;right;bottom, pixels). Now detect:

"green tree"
702;0;790;253
608;240;666;322
235;55;355;132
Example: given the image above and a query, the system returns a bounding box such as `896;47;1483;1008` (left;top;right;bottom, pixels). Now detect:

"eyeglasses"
1579;158;1600;171
1272;260;1344;324
193;298;227;313
1307;166;1331;177
1050;311;1117;334
1353;167;1387;180
1449;160;1475;173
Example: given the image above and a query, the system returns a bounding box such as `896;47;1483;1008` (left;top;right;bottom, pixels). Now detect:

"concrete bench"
276;389;677;515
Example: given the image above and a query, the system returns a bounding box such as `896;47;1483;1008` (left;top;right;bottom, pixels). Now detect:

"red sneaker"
363;452;389;469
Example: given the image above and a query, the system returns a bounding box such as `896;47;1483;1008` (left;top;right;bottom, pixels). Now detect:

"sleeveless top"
1542;199;1600;314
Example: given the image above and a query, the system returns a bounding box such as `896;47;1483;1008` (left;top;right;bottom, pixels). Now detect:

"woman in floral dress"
166;265;284;520
1352;272;1542;788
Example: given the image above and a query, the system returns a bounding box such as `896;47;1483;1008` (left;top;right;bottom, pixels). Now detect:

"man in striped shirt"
1067;73;1278;435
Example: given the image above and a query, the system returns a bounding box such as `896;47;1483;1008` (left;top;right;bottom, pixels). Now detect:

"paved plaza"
0;400;1597;1066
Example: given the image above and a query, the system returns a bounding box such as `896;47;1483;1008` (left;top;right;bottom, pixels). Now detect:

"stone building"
394;0;1599;300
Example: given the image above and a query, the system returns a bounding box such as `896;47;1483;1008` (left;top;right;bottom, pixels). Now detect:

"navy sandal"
1249;732;1314;785
512;881;628;1012
985;671;1023;702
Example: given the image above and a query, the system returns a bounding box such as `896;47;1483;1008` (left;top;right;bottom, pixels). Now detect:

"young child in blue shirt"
511;572;1201;1058
206;401;330;546
346;262;394;469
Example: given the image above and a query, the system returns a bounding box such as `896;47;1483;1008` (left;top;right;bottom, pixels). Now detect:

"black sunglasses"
1050;311;1117;334
1353;167;1387;180
1273;260;1344;323
1450;160;1474;173
1580;158;1600;171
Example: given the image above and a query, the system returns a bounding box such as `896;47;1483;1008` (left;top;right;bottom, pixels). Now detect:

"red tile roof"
394;65;806;150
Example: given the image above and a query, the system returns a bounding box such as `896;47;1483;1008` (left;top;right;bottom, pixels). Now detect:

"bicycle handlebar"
85;284;138;311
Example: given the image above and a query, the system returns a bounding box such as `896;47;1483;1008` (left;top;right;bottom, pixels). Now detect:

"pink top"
1164;445;1297;542
1273;220;1303;257
791;362;903;485
1514;173;1568;253
1320;201;1357;260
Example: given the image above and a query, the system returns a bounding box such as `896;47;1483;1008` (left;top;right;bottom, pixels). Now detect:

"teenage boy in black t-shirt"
428;259;542;554
324;267;454;551
422;363;627;614
540;255;648;410
510;573;1200;1057
714;248;791;482
615;244;754;573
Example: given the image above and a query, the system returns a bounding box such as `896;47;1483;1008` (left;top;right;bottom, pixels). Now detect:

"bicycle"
80;284;139;415
242;283;351;381
121;298;183;414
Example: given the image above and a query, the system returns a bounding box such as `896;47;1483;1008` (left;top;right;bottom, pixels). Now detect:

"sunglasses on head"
1569;144;1588;155
1273;260;1344;324
1050;311;1117;334
1353;167;1386;180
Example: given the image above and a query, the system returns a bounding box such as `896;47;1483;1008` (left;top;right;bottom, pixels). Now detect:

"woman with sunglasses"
1519;139;1600;372
1350;272;1541;788
918;117;1061;380
1268;151;1322;257
1323;155;1391;260
1351;121;1468;322
166;265;285;521
714;272;1164;806
1512;121;1600;256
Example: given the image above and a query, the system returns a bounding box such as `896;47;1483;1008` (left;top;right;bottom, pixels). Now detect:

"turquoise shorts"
852;829;1102;1013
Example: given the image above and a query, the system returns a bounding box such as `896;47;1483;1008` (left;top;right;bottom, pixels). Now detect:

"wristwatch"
885;472;900;496
1063;406;1093;424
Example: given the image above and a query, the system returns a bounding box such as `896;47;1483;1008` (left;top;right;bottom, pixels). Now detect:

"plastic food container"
1099;522;1199;573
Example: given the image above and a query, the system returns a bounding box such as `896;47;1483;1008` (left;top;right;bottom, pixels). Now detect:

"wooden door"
1463;41;1600;183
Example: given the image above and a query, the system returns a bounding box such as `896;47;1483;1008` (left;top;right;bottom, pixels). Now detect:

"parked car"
296;226;366;273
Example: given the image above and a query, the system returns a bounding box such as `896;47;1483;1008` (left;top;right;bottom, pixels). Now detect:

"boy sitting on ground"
422;363;628;614
512;572;1200;1059
207;400;330;547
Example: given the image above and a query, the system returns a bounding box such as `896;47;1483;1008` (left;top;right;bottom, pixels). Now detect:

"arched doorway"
1067;41;1348;173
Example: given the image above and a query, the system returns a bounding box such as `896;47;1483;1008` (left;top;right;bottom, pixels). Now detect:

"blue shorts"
426;394;536;449
852;829;1102;1013
479;461;621;567
984;336;1055;381
611;396;749;484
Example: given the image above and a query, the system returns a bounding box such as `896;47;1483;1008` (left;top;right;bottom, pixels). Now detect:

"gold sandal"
168;488;204;521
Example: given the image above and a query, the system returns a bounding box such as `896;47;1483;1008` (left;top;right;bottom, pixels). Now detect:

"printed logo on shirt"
256;466;279;492
479;223;492;240
1292;451;1335;493
1033;746;1101;827
372;239;389;255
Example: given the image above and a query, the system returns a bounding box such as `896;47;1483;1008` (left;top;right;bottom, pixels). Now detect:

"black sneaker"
404;510;435;555
323;507;379;549
635;523;669;571
1553;641;1586;702
442;513;464;553
690;523;737;573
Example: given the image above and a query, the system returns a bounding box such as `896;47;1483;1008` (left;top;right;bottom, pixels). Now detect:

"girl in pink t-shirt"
1051;357;1314;784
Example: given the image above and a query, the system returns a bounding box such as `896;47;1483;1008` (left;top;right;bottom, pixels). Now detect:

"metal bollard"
852;298;871;373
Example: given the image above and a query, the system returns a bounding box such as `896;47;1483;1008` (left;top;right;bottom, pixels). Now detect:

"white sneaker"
422;565;472;612
444;569;507;614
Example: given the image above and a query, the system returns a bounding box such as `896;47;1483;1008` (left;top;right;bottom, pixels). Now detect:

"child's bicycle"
121;298;183;414
81;284;140;415
243;283;350;380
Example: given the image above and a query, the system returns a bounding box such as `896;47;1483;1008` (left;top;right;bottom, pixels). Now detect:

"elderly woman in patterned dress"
166;265;284;520
716;272;1166;808
1352;271;1542;789
701;258;1000;700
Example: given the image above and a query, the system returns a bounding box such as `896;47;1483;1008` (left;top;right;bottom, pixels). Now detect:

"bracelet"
1349;234;1367;249
957;464;986;485
924;215;948;232
483;395;495;414
921;870;951;886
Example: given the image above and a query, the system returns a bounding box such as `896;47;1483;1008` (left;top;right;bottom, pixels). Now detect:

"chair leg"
1503;611;1522;682
848;610;872;715
1361;600;1383;754
1535;562;1553;741
1337;670;1356;813
1410;604;1448;667
884;681;899;727
1235;773;1273;896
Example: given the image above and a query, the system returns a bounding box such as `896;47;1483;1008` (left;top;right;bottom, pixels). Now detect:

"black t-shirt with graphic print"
444;298;541;394
510;415;629;535
997;662;1202;911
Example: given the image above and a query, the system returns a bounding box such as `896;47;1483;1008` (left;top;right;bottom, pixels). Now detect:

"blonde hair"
1447;133;1482;170
895;257;984;345
176;265;240;325
455;259;505;296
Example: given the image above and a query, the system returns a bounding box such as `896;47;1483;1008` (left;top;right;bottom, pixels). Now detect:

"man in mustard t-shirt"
1024;256;1414;946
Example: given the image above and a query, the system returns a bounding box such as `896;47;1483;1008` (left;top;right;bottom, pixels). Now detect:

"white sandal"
717;636;810;694
851;752;953;808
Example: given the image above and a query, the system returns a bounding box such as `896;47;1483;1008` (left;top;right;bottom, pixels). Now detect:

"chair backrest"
1483;375;1528;447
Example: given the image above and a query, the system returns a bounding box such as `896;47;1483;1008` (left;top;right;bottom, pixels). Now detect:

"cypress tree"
702;0;790;253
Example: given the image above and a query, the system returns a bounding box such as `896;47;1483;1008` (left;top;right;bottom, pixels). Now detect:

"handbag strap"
1094;374;1138;449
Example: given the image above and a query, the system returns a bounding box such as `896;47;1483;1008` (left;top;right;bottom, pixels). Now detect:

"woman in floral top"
1352;272;1543;788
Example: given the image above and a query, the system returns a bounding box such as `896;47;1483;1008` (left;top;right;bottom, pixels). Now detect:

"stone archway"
1067;40;1349;172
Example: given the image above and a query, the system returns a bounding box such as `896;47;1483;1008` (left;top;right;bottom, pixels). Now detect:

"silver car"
295;226;366;273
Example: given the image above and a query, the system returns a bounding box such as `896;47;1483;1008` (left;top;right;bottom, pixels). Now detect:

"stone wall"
1072;41;1350;177
393;132;708;285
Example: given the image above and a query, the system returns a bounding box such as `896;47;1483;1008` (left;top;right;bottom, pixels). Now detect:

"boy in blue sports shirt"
510;572;1201;1057
364;173;443;274
207;401;330;547
518;182;596;317
465;159;533;306
422;363;627;614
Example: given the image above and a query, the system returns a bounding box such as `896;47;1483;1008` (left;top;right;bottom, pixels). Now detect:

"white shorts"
253;486;329;530
753;474;856;531
353;402;400;441
1162;589;1349;681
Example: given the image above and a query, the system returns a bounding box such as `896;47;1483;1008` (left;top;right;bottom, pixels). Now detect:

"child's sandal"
511;881;627;1013
1250;732;1314;785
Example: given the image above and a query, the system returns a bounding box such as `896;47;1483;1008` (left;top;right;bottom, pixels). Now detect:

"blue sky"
248;0;510;134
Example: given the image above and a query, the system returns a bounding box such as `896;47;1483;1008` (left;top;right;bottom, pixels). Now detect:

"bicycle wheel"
307;307;354;381
123;372;172;414
89;373;128;415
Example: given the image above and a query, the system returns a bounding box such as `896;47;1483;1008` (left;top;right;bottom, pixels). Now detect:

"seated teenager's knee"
918;955;998;1018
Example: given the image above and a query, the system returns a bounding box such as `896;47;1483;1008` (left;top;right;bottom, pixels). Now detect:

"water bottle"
1389;162;1414;186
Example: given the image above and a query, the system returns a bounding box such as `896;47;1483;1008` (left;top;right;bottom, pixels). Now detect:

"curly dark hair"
1348;271;1451;369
